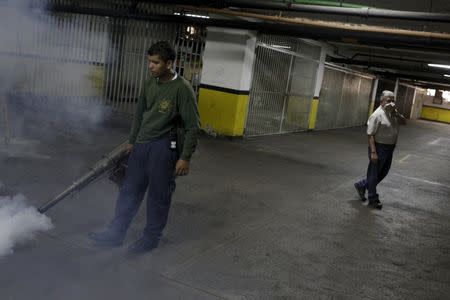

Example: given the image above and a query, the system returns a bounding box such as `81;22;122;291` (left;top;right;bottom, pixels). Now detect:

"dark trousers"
357;142;395;201
109;136;178;241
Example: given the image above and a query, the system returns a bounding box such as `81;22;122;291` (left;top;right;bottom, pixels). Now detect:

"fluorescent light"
271;45;291;49
174;12;209;18
428;63;450;69
445;74;450;78
186;13;210;19
173;13;209;19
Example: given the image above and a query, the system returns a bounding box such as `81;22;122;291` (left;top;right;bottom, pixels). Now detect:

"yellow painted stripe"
421;106;450;124
198;87;249;136
308;98;319;130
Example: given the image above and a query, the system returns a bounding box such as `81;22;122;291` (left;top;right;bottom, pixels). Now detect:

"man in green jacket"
90;41;200;254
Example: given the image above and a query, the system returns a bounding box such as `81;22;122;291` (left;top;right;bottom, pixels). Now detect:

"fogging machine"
37;142;130;213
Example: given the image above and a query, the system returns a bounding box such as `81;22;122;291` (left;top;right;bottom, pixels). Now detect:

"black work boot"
354;183;366;201
127;236;159;255
368;199;383;210
88;230;125;247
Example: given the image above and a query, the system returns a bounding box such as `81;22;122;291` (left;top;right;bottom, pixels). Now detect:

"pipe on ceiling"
329;57;450;75
349;53;428;63
225;0;450;23
284;1;366;8
398;79;450;91
47;4;450;51
183;6;450;41
373;71;450;87
125;0;367;9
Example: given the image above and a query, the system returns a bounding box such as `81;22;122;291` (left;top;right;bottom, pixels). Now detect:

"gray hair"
380;90;395;101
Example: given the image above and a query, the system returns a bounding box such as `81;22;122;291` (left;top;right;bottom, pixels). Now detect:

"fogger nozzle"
38;141;130;214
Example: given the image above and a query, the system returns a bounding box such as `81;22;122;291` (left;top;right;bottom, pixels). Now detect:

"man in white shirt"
354;90;407;209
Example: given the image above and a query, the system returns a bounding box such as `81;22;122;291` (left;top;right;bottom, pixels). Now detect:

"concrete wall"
410;88;426;120
420;92;450;123
421;105;450;123
422;93;450;110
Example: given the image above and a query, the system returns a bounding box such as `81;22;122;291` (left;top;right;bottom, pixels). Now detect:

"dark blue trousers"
109;136;178;241
356;142;395;201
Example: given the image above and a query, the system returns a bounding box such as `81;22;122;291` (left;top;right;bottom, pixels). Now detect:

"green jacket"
129;75;200;161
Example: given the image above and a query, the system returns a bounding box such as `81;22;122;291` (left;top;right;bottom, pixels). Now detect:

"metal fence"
245;35;320;136
396;84;416;119
410;87;426;119
103;19;179;113
315;66;374;130
0;1;206;115
174;25;206;97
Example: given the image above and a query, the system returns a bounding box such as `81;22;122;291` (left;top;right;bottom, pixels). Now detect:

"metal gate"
315;65;374;130
174;25;207;97
245;35;320;136
103;19;178;113
0;1;206;115
396;84;416;119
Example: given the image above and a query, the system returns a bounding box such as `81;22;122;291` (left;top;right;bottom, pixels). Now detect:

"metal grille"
314;68;345;130
396;84;415;119
174;25;206;97
1;1;206;115
0;12;106;95
245;35;320;136
104;19;178;113
245;46;292;136
411;88;426;119
282;56;317;132
315;67;374;130
257;34;321;61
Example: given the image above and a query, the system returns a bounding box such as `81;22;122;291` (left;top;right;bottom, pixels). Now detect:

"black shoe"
88;230;124;247
127;237;159;255
354;183;366;201
368;199;383;209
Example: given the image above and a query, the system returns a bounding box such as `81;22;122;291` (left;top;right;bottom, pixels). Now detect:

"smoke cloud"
0;0;112;143
0;193;53;257
0;1;128;256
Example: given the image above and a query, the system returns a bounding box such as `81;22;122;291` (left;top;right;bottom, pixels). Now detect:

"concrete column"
307;46;326;130
198;27;256;137
394;78;400;98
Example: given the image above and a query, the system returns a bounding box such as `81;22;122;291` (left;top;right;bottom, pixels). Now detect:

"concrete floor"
0;118;449;299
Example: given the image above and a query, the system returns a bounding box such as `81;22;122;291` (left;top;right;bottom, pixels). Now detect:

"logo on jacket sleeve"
158;99;173;113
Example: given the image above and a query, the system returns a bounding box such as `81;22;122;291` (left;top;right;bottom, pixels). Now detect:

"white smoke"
0;0;111;142
0;194;53;257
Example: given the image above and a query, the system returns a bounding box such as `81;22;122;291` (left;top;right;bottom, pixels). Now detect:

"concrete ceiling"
220;0;450;88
